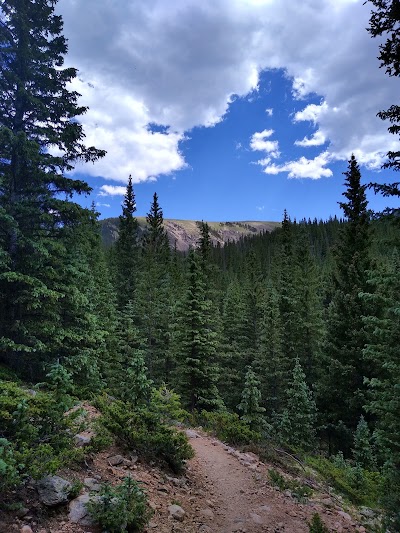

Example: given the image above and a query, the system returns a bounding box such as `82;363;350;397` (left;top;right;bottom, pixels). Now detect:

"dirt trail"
185;432;362;533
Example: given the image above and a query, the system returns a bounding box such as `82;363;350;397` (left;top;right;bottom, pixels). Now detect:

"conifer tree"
279;359;317;451
138;193;171;381
352;415;376;470
362;250;400;527
175;250;221;411
0;0;105;375
237;366;266;433
320;155;372;449
255;285;285;415
113;175;139;309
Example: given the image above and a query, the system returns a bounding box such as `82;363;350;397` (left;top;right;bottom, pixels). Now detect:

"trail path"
3;428;367;533
180;431;362;533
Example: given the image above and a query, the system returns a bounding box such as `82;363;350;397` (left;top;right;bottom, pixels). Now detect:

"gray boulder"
37;475;72;506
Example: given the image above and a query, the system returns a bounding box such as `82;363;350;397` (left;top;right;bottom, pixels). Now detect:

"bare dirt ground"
1;430;368;533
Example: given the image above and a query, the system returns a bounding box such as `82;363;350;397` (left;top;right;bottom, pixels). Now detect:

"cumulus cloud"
57;0;397;183
265;108;273;116
295;130;327;147
250;129;280;158
98;185;128;197
262;152;333;180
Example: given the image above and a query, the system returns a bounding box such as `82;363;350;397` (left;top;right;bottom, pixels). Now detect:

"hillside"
100;218;280;251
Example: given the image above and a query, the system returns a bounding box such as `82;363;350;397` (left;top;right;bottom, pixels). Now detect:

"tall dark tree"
138;193;171;381
320;155;372;451
175;250;221;411
0;0;105;375
367;0;400;205
113;175;139;309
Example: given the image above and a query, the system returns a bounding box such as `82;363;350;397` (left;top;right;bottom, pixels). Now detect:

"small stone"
168;504;185;521
185;429;199;439
199;508;214;520
249;512;263;524
74;432;93;447
338;511;352;522
148;521;158;529
108;454;125;466
16;508;29;518
84;478;101;492
20;527;33;533
333;523;343;533
357;527;366;533
199;525;212;533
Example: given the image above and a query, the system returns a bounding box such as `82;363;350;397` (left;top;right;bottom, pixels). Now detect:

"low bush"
95;395;194;473
268;468;313;501
87;476;151;532
195;410;261;446
0;379;81;490
305;455;383;507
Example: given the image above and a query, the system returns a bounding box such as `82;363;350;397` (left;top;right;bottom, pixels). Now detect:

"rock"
249;512;263;524
37;475;72;506
360;507;375;519
338;511;352;522
74;432;93;447
148;521;158;529
20;527;33;533
108;454;125;466
84;478;101;492
199;525;212;533
68;493;95;526
199;508;214;520
168;504;185;521
16;508;29;518
185;429;199;439
333;523;343;533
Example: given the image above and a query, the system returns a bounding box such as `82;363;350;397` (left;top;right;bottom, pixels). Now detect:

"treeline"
0;0;399;528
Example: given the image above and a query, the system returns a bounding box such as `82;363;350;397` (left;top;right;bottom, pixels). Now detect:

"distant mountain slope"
100;217;280;251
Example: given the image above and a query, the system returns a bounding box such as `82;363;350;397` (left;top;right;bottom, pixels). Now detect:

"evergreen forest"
0;0;399;531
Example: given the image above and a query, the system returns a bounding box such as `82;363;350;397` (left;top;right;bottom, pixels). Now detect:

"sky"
57;0;398;222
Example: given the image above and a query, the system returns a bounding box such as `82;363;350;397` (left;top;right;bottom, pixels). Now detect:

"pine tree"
0;0;105;376
138;193;171;382
320;155;372;450
367;0;400;177
362;250;400;527
237;366;266;433
113;175;139;309
175;250;221;411
255;285;285;415
352;415;376;470
279;359;317;451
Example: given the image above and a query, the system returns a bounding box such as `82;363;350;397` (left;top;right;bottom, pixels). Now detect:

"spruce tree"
137;193;171;381
279;358;317;451
363;250;400;527
0;0;105;375
113;175;139;309
320;155;372;450
175;250;221;411
237;366;266;433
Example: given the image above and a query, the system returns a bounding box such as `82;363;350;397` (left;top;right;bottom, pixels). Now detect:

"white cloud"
294;102;329;124
250;129;280;158
262;151;333;179
96;202;111;208
57;0;397;182
256;205;265;211
265;108;273;116
295;130;326;147
98;185;127;197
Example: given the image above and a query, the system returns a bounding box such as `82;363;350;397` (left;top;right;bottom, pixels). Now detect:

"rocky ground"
0;426;380;533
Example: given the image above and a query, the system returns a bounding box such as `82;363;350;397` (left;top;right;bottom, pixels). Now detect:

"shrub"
195;410;261;446
308;513;330;533
268;468;313;501
0;438;20;491
0;379;78;487
306;455;383;507
96;395;194;473
150;384;189;424
88;476;151;532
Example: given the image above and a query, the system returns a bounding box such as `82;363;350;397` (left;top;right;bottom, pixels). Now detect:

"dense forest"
0;0;399;531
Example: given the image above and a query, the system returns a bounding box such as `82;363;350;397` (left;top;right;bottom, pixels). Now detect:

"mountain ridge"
100;218;281;251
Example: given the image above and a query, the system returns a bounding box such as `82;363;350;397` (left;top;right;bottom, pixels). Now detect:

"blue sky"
59;0;398;222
